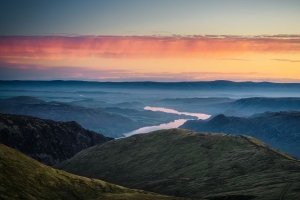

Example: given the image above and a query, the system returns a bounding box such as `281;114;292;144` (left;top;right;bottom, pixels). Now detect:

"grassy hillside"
58;129;300;200
0;143;178;200
180;111;300;158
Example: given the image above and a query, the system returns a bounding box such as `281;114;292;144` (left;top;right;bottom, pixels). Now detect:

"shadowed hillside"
0;143;178;200
57;129;300;200
180;111;300;158
0;113;112;165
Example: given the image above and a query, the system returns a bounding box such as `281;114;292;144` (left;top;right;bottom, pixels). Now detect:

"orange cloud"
0;35;299;59
0;61;273;81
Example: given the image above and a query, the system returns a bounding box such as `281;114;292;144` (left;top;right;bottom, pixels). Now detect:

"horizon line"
1;79;300;84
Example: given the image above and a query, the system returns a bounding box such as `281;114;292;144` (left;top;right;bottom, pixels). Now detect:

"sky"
0;0;299;82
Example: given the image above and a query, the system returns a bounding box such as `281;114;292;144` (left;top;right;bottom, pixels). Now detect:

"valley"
0;80;300;199
2;2;300;199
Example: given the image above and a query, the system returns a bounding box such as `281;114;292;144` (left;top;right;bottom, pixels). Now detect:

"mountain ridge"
0;113;112;165
180;111;300;158
0;97;143;138
57;128;300;199
1;80;300;89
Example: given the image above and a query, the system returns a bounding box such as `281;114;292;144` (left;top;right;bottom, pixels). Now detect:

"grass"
0;143;179;200
58;128;300;200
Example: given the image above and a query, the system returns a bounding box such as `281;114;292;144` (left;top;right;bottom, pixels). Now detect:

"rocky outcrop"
0;113;113;166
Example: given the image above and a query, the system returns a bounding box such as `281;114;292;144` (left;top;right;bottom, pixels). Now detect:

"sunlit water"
123;106;211;137
124;119;188;137
144;106;211;120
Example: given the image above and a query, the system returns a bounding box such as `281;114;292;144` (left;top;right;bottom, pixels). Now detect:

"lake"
124;106;211;137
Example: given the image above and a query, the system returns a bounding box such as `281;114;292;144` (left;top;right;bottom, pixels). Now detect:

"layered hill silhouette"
0;96;143;138
102;107;194;126
180;111;300;158
57;129;300;199
0;113;112;165
0;143;177;200
71;99;146;110
154;97;300;116
223;97;300;116
2;80;300;90
71;99;192;126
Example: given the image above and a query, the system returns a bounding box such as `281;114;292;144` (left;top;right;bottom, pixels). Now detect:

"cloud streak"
0;35;299;59
271;59;300;62
0;61;271;81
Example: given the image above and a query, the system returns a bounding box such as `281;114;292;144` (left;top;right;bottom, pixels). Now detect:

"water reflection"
124;119;188;137
122;106;211;137
144;106;211;120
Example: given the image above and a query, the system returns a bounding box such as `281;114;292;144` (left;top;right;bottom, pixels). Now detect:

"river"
124;106;211;137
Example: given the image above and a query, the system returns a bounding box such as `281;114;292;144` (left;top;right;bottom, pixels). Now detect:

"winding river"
124;106;211;137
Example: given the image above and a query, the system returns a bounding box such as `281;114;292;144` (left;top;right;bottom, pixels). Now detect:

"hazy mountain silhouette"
0;96;143;138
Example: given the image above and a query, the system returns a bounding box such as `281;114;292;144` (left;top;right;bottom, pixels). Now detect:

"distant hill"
222;97;300;115
0;143;177;200
71;99;146;110
71;99;188;126
57;129;300;199
154;97;235;113
158;97;234;105
0;96;45;106
0;96;143;138
102;107;194;126
180;111;300;158
1;80;300;90
0;113;112;165
153;97;300;116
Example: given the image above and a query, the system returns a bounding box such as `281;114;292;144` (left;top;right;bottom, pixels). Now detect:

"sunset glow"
0;0;299;82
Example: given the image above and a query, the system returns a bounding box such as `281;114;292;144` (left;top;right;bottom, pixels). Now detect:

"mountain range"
154;97;300;116
0;96;142;138
1;80;300;90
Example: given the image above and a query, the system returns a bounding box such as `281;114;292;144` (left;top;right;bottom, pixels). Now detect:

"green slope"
58;129;300;200
180;111;300;158
0;143;178;200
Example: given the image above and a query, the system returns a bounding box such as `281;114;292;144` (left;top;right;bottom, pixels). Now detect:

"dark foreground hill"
0;143;177;200
0;96;143;138
57;129;300;200
180;111;300;158
0;113;112;165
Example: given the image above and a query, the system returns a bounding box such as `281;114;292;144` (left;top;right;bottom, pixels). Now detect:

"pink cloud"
0;35;299;59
